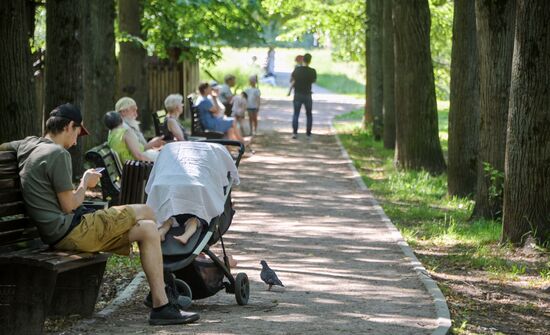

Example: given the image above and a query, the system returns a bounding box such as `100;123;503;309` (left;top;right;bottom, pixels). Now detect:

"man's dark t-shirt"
291;66;317;95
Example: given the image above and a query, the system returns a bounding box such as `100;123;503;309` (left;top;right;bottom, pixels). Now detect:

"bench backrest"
119;160;154;205
152;109;167;137
0;151;40;250
84;143;122;206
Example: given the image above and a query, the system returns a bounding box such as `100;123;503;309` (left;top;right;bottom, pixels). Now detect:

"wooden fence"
34;55;200;125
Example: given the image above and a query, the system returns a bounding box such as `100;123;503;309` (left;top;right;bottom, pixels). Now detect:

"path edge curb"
331;121;452;335
96;271;146;318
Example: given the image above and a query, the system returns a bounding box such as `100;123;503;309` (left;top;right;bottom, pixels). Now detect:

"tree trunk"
118;0;150;132
81;0;116;152
0;0;39;143
502;0;550;246
472;0;515;219
369;0;383;141
364;0;372;127
382;0;395;150
393;0;446;174
45;0;84;178
447;0;480;197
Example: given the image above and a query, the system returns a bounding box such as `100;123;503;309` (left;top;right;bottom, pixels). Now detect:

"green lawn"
200;47;365;97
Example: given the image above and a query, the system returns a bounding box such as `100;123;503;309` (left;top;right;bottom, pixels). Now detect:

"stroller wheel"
175;278;193;300
235;272;249;305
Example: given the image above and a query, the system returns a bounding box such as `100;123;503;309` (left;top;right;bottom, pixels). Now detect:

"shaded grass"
316;73;365;97
334;109;549;279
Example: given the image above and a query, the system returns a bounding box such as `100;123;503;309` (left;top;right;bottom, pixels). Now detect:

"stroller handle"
199;139;246;167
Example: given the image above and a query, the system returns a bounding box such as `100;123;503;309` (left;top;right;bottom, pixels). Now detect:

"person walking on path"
291;53;317;139
245;75;261;136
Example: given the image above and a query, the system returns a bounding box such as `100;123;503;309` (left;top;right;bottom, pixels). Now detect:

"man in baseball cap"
49;103;90;136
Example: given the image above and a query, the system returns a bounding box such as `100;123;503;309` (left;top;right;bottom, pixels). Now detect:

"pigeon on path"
260;260;284;291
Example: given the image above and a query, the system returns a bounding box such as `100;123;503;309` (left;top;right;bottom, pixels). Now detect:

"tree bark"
45;0;85;178
81;0;116;152
364;0;373;127
472;0;515;219
118;0;150;132
393;0;446;174
382;0;395;150
502;0;550;245
447;0;480;197
369;0;383;141
0;0;39;143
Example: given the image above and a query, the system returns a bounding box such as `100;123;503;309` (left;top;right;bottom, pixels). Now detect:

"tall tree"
81;0;115;151
472;0;515;219
0;0;39;143
45;0;84;177
502;0;550;245
368;0;383;141
447;0;479;197
393;0;446;174
382;0;395;149
118;0;149;131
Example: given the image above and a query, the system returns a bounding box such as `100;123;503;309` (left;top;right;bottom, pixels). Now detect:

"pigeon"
260;260;284;290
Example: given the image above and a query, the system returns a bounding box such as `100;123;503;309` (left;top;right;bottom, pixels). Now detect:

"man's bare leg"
173;217;199;244
127;204;168;308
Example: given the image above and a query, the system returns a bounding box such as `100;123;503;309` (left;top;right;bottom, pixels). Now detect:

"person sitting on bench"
104;111;155;164
162;94;189;142
195;82;245;144
0;103;199;326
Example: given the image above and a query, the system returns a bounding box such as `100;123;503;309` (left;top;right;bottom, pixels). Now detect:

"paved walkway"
67;78;445;334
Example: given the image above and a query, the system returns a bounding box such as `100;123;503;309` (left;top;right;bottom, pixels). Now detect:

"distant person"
290;53;316;139
195;82;244;144
264;47;276;77
288;55;304;96
208;81;226;117
162;94;189;142
219;75;236;117
231;91;248;135
244;76;261;136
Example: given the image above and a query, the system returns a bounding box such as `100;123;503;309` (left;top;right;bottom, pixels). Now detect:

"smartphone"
94;167;105;173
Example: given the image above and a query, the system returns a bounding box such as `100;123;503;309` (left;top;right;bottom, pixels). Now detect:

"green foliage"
262;0;366;66
482;162;504;201
139;0;264;63
429;0;453;100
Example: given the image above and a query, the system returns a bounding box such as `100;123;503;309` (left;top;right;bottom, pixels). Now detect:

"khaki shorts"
54;206;137;256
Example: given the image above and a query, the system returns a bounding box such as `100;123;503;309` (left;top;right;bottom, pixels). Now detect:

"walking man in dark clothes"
290;53;317;139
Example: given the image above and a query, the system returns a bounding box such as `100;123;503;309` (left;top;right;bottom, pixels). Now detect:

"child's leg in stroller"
173;217;199;244
158;217;174;242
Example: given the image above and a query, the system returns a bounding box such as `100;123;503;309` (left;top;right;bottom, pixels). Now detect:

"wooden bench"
0;151;110;335
119;160;154;205
152;109;167;137
85;142;123;206
188;96;225;139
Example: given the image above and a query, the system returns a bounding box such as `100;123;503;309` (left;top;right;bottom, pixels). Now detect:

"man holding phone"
0;104;198;325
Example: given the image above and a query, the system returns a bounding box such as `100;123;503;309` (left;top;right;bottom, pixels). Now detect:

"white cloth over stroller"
145;142;240;225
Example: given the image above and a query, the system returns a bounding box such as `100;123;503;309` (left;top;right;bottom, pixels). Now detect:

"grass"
200;47;365;97
333;108;549;279
335;107;550;333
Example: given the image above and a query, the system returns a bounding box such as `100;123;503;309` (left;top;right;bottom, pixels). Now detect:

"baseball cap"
209;80;219;88
49;103;89;136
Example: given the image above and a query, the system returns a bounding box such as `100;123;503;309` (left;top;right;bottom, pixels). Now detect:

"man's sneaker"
149;302;199;325
291;134;297;139
144;290;192;309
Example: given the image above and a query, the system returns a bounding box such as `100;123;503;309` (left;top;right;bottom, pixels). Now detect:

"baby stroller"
146;139;250;306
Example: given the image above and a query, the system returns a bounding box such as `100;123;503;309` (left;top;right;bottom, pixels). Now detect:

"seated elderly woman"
104;111;157;164
162;94;189;142
195;82;244;143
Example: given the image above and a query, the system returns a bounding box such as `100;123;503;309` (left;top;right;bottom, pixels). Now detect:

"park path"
65;75;444;334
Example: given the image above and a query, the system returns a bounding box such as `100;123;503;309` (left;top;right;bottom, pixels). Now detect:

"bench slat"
0;248;109;271
0;218;33;233
0;201;26;217
0;189;23;203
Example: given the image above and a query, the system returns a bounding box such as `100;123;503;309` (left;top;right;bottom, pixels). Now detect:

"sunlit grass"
200;47;365;97
334;107;550;281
